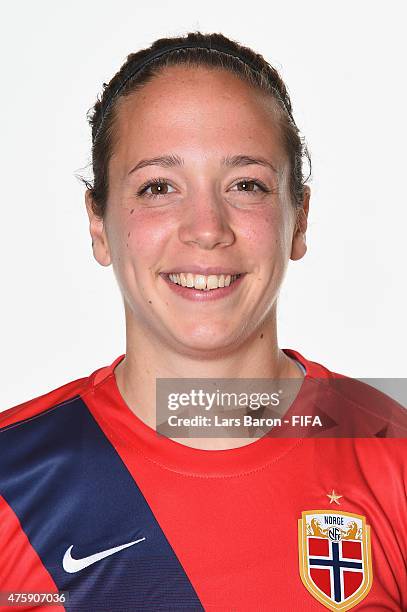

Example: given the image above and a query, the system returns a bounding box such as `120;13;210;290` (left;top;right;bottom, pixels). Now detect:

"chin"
171;324;240;354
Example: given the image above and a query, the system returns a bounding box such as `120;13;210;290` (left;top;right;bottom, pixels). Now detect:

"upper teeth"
168;273;240;290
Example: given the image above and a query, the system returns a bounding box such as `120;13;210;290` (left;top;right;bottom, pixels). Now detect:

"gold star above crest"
327;489;343;505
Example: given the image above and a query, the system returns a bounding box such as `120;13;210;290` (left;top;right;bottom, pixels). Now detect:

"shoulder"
0;356;126;499
285;348;407;440
0;357;122;433
0;377;88;432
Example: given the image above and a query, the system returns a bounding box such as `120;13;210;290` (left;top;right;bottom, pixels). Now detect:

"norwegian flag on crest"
298;510;373;611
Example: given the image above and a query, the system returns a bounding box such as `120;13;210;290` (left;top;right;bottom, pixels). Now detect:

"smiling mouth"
162;272;244;291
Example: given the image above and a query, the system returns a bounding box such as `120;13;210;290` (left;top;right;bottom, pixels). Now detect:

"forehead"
111;65;286;171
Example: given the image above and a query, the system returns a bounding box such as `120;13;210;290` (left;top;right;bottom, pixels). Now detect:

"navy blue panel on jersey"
0;397;204;611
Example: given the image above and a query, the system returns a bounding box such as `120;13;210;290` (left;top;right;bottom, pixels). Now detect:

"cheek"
112;207;175;271
236;207;291;267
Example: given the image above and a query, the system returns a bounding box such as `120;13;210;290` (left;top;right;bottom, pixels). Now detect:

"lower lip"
160;274;246;301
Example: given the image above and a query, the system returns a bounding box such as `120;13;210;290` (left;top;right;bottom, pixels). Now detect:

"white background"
1;1;406;409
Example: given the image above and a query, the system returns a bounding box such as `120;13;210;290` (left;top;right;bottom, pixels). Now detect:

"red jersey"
0;349;406;611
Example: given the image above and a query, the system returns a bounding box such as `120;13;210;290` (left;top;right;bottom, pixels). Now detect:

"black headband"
94;41;291;144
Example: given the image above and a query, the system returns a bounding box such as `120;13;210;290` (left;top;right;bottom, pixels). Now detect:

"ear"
290;186;310;261
85;190;112;267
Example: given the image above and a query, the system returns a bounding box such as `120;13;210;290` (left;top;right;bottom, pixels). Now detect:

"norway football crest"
298;510;373;611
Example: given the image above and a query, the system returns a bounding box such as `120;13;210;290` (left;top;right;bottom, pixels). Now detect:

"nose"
178;190;235;250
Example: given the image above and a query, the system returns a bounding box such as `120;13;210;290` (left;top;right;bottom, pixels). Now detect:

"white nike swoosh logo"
62;537;146;573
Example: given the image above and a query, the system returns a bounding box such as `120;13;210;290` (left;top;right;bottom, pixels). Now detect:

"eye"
230;179;270;194
135;177;272;201
137;179;176;199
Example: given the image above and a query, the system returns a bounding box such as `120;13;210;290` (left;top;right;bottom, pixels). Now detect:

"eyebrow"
127;154;278;175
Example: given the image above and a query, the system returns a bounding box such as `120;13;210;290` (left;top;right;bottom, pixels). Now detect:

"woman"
0;31;406;612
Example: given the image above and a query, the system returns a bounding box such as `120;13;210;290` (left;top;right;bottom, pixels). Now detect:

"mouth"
159;271;246;301
162;272;243;291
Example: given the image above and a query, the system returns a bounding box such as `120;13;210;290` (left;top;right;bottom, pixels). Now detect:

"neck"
114;310;303;450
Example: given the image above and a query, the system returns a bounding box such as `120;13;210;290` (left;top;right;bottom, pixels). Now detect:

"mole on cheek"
260;333;264;339
148;300;152;304
130;209;134;214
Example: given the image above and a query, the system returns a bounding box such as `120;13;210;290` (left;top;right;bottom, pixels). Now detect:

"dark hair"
83;31;311;218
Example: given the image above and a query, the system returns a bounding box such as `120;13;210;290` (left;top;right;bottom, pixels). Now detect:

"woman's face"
86;66;309;356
